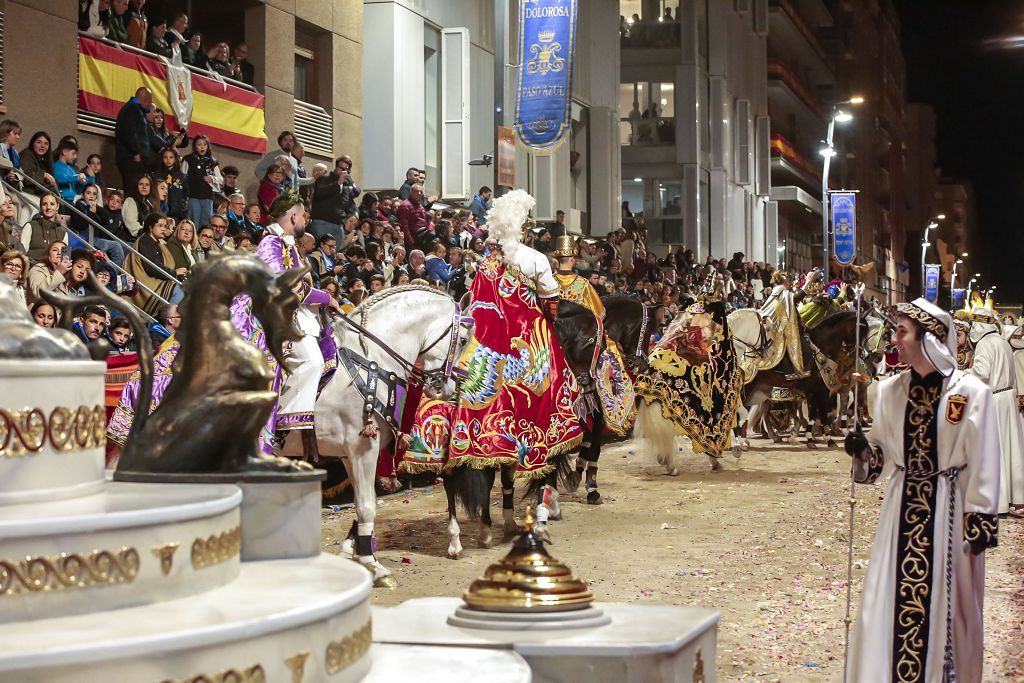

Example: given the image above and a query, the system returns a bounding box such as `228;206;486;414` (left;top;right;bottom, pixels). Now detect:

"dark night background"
894;0;1024;304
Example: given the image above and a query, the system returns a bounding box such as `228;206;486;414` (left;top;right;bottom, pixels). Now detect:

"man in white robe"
845;298;999;683
967;306;1024;513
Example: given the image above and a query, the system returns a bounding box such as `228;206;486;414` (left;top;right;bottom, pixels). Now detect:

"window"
294;47;314;103
424;25;441;198
735;99;751;184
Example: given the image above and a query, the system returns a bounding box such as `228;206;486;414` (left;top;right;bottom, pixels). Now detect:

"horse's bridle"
335;301;475;393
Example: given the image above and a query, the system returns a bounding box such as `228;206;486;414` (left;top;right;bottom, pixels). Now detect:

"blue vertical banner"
514;0;578;152
830;192;857;266
953;288;966;310
924;264;941;303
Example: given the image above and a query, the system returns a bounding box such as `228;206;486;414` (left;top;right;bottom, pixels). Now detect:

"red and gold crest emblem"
946;394;968;425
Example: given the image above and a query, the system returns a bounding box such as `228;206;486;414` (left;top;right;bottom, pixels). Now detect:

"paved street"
323;436;1024;682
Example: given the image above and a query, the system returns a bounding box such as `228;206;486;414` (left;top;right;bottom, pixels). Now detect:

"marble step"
0;360;107;506
0;552;373;683
0;482;242;623
366;644;532;682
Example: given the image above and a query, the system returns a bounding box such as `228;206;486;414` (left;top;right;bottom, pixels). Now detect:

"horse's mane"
351;284;450;315
809;309;863;349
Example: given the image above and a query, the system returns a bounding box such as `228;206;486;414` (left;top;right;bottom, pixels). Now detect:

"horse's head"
417;291;476;401
193;255;304;369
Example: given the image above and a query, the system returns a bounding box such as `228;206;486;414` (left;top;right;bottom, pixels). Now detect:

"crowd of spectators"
78;1;255;86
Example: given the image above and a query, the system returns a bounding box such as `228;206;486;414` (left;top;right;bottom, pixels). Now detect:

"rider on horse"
760;270;809;379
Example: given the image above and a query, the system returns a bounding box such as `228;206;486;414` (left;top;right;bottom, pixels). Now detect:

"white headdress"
485;189;536;260
897;298;957;377
968;306;999;344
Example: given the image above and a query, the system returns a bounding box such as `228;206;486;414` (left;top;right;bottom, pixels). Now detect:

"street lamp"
950;258;963;305
820;97;864;273
920;217;941;298
967;277;978;307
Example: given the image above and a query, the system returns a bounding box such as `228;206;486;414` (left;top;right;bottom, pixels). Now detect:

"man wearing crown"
552;234;636;505
964;305;1023;513
231;189;341;461
844;298;999;682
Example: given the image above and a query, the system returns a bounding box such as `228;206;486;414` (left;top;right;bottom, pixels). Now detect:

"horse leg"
707;453;722;472
347;447;395;588
501;465;518;537
581;410;604;505
339;519;357;559
478;468;496;548
441;472;463;559
539;470;561;521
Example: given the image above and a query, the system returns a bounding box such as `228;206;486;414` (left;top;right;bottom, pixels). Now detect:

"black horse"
741;310;867;447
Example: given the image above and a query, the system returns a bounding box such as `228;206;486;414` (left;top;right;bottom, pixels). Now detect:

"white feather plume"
485;189;535;253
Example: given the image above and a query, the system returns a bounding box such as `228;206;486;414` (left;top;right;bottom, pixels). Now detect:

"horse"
438;294;656;558
312;285;474;587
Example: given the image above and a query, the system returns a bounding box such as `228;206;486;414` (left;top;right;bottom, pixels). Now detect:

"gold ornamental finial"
522;505;536;532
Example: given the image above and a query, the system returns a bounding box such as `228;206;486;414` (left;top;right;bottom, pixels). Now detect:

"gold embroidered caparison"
898;303;948;341
0;404;106;457
892;381;942;683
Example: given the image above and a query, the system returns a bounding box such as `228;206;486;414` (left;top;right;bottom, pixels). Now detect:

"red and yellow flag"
78;37;266;154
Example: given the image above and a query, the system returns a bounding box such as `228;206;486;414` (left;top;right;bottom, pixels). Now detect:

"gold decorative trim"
152;543;180;576
897;303;948;341
191;526;241;570
159;664;266;683
0;547;140;595
325;620;372;675
284;651;309;683
0;404;105;457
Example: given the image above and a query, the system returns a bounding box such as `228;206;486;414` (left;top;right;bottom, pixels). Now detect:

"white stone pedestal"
365;644;532;682
238;476;322;561
373;597;719;683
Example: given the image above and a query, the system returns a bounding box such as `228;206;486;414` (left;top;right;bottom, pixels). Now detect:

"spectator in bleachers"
231;42;255;86
94;259;134;296
78;0;109;38
145;16;172;59
122;175;153;238
166;218;197;274
72;305;107;343
257;162;287;225
31;300;56;327
254;131;300;189
155;147;188;220
147;108;186;163
64;248;96;297
468;186;491;226
107;0;129;43
397;167;418;200
423;241;456;287
308;233;342;281
219;165;240;198
195;225;216;262
0;196;21;253
27;241;69;304
181;32;202;67
84;153;104;187
53;141;87;203
70;182;125;266
125;0;148;48
181;135;221;229
208;213;234;252
115;87;153;189
20;131;56;194
233;231;255;253
25;193;66;262
0;120;21;184
203;42;237;79
97;188;129;242
106;317;133;354
149;303;179;349
127;212;184;315
152;178;170;216
309;156;360;243
166;12;188;57
1;250;28;304
396;184;430;248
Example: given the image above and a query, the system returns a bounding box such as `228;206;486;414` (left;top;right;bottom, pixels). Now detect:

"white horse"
313;285;473;587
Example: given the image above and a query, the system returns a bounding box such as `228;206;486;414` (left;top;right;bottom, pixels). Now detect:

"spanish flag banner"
78;37;266;154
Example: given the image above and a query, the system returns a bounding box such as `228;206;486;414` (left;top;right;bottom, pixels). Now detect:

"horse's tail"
521;450;575;502
636;400;679;470
443;465;491;521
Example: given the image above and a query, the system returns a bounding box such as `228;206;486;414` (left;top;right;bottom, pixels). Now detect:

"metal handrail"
13;173;183;287
5;180;169;321
79;33;258;93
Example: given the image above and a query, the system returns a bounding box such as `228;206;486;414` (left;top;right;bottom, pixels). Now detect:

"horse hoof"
375;575;398;590
666;466;679;476
447;548;462;560
565;469;583;493
478;535;493;549
827;439;837;449
503;521;520;538
533;523;552;544
806;440;817;450
586;490;604;505
732;446;743;460
709;456;722;472
338;538;355;559
742;439;751;451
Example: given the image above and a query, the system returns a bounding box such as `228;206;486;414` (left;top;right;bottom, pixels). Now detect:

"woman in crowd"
257;162;287;224
156;147;188;220
24;192;66;262
166;218;198;275
19;131;56;194
1;250;29;304
152;178;171;216
233;231;255;253
0;120;22;186
147;108;186;164
126;212;185;315
122;175;154;239
181;135;221;228
31;300;57;327
27;240;70;305
0;195;21;252
63;248;95;297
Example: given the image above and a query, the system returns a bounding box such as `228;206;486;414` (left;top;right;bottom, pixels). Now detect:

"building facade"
5;0;363;203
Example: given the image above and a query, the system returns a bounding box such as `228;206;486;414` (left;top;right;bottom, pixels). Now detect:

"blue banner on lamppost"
952;288;966;310
514;0;578;151
924;264;941;303
830;192;857;266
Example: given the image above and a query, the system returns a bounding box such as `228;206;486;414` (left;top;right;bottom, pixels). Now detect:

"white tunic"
969;332;1024;512
850;369;1000;683
502;242;559;298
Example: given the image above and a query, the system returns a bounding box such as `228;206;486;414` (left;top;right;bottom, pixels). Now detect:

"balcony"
767;59;827;126
620;18;681;51
77;35;266;154
770;133;821;190
619;115;675;147
768;0;834;87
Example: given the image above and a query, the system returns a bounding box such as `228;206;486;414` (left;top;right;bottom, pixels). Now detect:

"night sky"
894;0;1024;304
